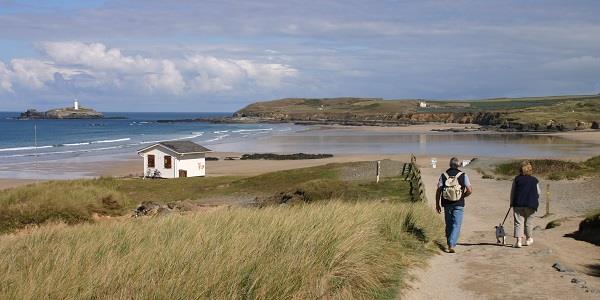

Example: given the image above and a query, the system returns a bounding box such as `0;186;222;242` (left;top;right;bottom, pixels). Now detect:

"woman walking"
510;161;540;248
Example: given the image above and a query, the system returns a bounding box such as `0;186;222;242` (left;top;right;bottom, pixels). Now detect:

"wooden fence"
401;154;426;202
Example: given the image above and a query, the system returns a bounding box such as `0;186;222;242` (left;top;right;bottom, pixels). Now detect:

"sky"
0;0;599;112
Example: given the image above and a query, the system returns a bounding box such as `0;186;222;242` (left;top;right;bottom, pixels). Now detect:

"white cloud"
235;59;297;88
41;41;158;73
9;58;81;89
0;42;298;95
144;60;185;94
0;61;13;92
185;55;297;92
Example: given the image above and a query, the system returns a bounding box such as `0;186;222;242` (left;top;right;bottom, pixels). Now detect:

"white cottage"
137;141;212;178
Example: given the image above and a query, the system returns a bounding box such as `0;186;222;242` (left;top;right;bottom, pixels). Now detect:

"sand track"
404;161;600;300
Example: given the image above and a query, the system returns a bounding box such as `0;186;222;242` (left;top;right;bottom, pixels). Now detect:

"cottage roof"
138;141;212;154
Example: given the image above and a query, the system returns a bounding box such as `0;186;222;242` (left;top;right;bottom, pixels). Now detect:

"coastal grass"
240;95;600;117
494;156;600;180
0;162;410;234
0;201;443;299
504;97;600;125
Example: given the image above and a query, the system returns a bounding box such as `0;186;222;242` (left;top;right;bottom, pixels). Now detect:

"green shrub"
546;219;562;229
494;156;600;180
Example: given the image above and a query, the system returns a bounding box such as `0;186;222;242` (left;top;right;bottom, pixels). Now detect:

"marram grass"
0;201;442;299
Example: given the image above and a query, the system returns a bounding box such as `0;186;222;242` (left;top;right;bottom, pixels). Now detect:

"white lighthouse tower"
73;99;79;110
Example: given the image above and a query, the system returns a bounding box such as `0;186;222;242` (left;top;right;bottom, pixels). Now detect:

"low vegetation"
0;201;442;299
494;155;600;180
504;97;600;128
0;162;410;234
0;161;439;298
576;208;600;246
545;219;563;229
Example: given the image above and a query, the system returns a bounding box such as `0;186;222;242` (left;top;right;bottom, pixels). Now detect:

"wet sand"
549;130;600;145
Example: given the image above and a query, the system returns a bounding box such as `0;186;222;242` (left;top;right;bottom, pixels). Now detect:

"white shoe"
514;239;522;248
525;237;533;246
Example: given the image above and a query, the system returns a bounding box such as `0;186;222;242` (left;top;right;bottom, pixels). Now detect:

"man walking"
436;157;473;253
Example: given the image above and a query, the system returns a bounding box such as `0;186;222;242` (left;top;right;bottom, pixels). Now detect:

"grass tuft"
545;219;562;229
575;208;600;246
494;156;600;180
0;201;443;299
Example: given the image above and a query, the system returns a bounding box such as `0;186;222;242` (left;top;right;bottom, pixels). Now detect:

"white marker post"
431;157;437;169
376;160;381;183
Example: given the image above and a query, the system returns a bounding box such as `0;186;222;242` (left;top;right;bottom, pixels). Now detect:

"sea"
0;112;295;164
1;111;599;177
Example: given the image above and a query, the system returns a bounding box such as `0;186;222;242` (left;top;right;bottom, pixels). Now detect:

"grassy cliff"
232;95;600;131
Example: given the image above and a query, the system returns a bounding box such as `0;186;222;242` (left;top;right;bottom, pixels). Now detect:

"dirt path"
403;160;600;300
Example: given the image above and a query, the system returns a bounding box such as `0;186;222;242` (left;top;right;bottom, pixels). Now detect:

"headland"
219;95;600;132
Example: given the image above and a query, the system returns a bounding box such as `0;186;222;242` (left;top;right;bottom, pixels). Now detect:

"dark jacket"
510;175;539;210
440;168;467;207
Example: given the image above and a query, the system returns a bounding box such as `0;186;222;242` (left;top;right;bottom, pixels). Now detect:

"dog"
495;224;506;245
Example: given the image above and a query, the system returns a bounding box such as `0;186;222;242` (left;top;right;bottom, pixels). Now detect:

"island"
18;100;104;119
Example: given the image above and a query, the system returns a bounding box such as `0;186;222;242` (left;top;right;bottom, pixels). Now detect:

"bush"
494;156;600;180
546;219;562;229
576;209;600;246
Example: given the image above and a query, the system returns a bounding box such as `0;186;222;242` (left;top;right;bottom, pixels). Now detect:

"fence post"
544;183;551;217
376;160;381;183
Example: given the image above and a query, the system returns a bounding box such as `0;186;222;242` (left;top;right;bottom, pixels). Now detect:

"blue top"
510;175;540;210
438;168;471;207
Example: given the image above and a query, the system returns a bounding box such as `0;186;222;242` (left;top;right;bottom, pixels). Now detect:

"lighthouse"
74;99;79;110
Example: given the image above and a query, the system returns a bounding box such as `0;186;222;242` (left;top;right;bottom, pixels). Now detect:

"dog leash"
501;207;512;226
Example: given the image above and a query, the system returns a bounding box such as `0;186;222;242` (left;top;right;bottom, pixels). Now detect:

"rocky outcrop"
19;109;46;119
18;107;103;119
240;153;334;160
232;109;509;127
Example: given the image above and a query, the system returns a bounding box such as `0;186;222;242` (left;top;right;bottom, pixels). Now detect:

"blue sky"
0;0;599;112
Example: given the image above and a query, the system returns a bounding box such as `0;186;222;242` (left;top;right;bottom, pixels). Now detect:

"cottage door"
178;170;188;178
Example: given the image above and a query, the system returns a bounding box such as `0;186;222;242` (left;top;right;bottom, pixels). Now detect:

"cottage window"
164;156;172;169
147;155;155;168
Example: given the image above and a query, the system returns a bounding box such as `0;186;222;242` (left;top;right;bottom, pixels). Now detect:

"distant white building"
74;99;79;110
419;101;427;108
137;141;211;178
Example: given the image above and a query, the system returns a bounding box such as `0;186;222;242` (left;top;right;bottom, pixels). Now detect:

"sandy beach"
1;125;599;190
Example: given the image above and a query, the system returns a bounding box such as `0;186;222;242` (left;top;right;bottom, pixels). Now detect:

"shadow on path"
458;242;511;247
564;231;600;246
586;263;600;277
